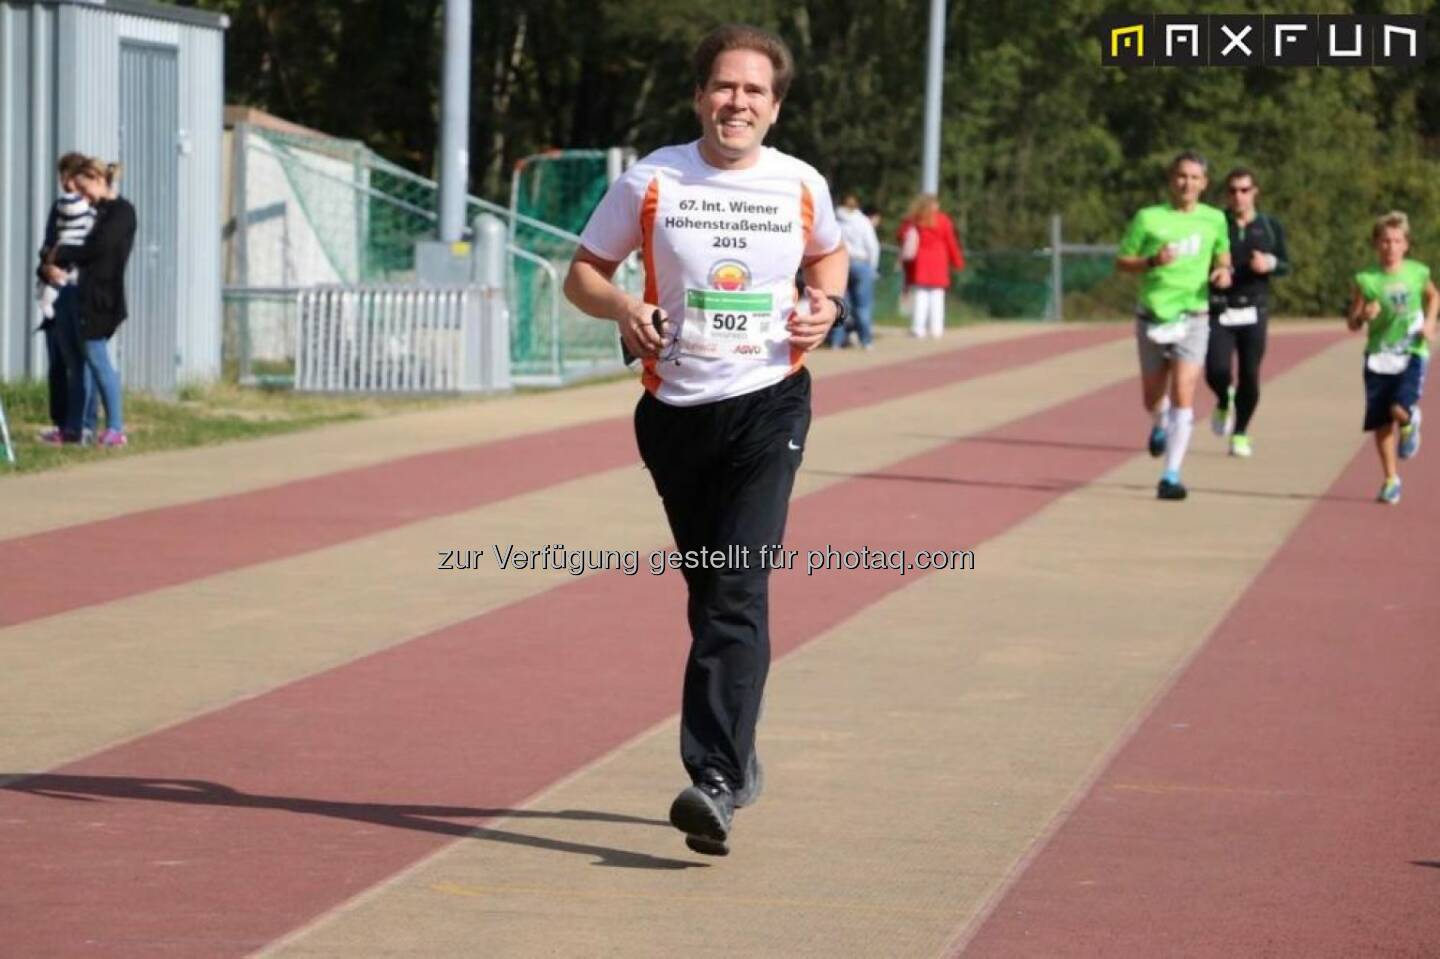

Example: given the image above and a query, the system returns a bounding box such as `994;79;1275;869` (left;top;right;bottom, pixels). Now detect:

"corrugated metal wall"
0;0;224;391
0;2;54;382
0;5;21;378
119;41;180;394
180;26;224;383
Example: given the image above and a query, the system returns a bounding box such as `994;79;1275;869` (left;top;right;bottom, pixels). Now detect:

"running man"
563;23;846;854
1347;211;1437;504
1206;167;1290;458
1116;151;1233;501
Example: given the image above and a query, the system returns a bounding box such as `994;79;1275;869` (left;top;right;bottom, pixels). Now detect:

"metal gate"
118;42;180;394
292;285;509;393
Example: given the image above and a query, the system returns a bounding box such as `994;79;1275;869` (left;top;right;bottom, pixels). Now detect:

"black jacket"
52;196;137;340
1213;210;1290;309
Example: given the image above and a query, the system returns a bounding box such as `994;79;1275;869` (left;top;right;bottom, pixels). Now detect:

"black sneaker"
734;749;763;809
670;769;735;856
1147;425;1167;458
1157;478;1188;501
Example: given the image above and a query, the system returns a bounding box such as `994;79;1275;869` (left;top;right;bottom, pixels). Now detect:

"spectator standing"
828;192;880;349
45;158;136;448
898;193;964;339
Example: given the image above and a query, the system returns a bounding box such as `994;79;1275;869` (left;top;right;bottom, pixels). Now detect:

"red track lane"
0;327;1117;629
961;372;1440;957
0;335;1338;957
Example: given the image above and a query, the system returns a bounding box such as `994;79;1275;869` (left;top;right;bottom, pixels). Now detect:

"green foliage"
183;0;1440;316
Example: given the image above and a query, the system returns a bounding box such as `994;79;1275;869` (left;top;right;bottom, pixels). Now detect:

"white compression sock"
1164;406;1194;476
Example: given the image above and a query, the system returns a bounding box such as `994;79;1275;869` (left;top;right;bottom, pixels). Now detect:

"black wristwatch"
826;294;848;324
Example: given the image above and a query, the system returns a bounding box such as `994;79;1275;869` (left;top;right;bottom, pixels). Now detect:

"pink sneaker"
97;429;128;448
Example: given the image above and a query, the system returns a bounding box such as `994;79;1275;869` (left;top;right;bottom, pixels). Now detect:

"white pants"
909;286;946;338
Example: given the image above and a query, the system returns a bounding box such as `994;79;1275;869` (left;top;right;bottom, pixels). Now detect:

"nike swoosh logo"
787;440;802;451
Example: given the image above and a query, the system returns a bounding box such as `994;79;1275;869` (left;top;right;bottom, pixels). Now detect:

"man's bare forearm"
801;245;849;295
563;257;634;323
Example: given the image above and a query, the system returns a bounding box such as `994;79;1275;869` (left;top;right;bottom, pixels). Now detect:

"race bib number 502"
682;289;775;359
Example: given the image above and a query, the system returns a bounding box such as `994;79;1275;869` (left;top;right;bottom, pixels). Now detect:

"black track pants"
1206;312;1268;435
634;369;811;788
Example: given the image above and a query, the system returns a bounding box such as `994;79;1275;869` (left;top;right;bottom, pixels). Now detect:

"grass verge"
0;380;467;476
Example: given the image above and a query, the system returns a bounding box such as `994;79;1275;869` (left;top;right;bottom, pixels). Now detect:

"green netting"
872;245;1122;325
509;152;618;378
956;251;1052;318
238;130;627;383
512;150;609;235
248;127;438;283
1055;254;1134;321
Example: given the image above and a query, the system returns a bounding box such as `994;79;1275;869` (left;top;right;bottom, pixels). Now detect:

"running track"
2;323;1435;958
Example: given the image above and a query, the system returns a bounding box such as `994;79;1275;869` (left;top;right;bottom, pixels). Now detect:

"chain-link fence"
507;151;636;382
222;287;299;386
872;241;1125;326
235;125;528;285
228;128;631;386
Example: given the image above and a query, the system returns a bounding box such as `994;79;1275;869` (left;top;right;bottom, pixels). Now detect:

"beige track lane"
0;324;1048;541
0;337;1135;775
260;337;1362;959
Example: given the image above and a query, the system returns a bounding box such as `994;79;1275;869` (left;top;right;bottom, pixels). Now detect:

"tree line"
183;0;1440;315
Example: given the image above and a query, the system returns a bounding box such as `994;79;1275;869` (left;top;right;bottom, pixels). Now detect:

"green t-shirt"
1354;260;1431;360
1119;203;1230;323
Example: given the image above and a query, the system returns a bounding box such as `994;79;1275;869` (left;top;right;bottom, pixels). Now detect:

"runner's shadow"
907;434;1140;455
0;773;705;871
811;468;1379;505
1411;860;1440;869
808;467;1082;495
1091;479;1376;505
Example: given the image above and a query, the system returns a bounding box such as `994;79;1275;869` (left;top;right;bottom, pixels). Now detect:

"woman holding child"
42;157;135;448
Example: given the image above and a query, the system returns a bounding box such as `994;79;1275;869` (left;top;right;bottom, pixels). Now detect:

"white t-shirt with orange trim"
579;141;842;406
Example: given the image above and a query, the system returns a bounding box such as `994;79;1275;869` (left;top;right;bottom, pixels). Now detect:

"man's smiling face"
694;48;781;168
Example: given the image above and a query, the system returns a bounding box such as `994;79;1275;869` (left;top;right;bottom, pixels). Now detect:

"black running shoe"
670;769;735;856
1157;478;1188;501
1147;425;1167;458
734;749;763;809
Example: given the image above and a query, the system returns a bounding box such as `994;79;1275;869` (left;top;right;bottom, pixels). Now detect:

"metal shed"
0;0;226;394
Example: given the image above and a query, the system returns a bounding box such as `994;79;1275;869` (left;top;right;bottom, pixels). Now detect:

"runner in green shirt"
1116;151;1233;501
1346;211;1438;504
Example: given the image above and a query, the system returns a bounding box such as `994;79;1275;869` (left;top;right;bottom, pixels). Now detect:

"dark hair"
56;152;88;178
1225;166;1258;188
692;24;795;100
1168;150;1208;175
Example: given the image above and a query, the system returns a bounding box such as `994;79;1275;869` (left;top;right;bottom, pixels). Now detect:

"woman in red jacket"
898;194;965;338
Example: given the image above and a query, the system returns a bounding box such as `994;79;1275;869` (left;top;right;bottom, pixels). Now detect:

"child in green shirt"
1346;211;1438;504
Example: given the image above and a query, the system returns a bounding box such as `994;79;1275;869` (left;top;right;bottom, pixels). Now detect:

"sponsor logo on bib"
709;260;751;291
